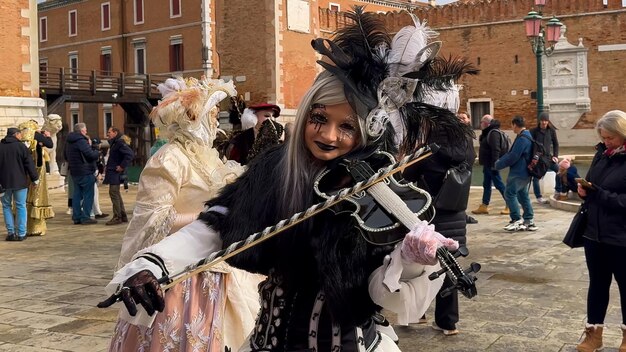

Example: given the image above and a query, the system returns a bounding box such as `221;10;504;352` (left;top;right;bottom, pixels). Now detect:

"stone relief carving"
552;59;573;76
543;25;591;130
42;114;63;174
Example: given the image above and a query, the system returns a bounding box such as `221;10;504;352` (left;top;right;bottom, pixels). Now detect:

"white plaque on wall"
287;0;310;34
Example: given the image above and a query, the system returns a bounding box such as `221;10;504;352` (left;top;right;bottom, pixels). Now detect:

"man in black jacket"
103;127;134;225
472;114;508;215
65;123;100;225
0;128;38;240
403;125;475;337
530;112;559;204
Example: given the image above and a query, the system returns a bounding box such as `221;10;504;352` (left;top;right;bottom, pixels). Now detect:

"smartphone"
575;177;593;189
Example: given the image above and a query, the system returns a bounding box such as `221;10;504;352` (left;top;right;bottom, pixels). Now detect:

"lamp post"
523;0;562;119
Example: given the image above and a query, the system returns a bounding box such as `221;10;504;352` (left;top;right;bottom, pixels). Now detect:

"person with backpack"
472;114;510;215
495;115;537;232
530;112;560;204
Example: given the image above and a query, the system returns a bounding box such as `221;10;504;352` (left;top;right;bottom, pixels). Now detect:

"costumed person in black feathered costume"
225;102;284;165
101;7;476;351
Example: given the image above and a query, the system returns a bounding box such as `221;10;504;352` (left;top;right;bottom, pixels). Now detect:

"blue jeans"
72;174;96;223
481;166;506;205
531;162;559;198
504;176;534;222
555;175;577;194
1;188;28;237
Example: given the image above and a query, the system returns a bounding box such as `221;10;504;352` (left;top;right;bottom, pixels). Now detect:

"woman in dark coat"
575;110;626;352
103;127;134;225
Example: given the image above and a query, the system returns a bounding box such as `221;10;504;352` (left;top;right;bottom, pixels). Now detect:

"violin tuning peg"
453;246;469;258
467;262;481;274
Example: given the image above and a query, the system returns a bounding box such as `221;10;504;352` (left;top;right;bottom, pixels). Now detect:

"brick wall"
0;0;35;97
216;0;276;105
319;0;626;128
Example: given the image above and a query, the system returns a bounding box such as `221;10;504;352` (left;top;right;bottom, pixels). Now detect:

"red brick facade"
40;0;625;139
320;0;626;129
1;0;38;98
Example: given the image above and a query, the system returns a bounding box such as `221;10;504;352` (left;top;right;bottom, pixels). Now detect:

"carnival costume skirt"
109;268;261;352
26;166;54;236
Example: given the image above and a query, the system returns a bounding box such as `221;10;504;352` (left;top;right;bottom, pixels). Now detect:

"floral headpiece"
151;76;236;133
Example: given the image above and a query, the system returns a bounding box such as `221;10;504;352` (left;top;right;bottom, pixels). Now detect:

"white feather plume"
241;108;257;131
387;13;439;77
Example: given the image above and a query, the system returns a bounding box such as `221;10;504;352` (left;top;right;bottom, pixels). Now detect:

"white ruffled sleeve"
104;219;223;327
368;245;444;326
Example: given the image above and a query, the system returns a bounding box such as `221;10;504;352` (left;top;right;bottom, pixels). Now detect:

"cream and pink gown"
109;142;261;352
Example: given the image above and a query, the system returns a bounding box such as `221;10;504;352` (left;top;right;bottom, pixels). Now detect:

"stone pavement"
0;183;623;352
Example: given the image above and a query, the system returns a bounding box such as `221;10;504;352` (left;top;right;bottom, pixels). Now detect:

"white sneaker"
537;197;549;204
524;221;538;231
66;207;72;215
504;219;525;231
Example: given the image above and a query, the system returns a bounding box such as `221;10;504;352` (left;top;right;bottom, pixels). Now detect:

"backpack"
488;129;511;158
520;134;550;178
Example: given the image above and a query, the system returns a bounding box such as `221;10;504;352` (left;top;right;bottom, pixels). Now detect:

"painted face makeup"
304;102;360;161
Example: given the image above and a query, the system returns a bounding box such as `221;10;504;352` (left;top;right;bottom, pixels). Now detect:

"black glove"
97;270;165;316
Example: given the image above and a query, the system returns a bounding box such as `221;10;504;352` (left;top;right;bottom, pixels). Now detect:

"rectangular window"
329;3;340;12
101;3;110;30
170;0;181;18
39;17;47;42
135;45;146;75
169;43;184;72
104;111;112;132
68;10;77;37
71;111;79;126
69;53;78;81
134;0;144;24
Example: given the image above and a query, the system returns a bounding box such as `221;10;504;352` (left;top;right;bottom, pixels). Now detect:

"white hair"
596;110;626;140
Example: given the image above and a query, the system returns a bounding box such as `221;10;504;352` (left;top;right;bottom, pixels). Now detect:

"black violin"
315;144;481;299
315;148;435;246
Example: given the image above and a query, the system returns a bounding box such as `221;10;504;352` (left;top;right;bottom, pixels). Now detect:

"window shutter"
179;43;184;71
169;45;174;72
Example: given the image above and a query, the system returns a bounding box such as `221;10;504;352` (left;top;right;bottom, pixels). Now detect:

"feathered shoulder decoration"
311;6;477;154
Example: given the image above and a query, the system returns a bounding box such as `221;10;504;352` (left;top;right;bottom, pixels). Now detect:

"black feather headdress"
311;6;478;155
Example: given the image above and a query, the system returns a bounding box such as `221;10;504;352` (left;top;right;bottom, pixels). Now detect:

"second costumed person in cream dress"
109;77;262;351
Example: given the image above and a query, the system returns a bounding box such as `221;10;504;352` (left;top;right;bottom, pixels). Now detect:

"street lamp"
523;0;562;119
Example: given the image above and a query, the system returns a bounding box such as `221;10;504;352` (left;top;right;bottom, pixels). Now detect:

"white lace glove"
401;220;459;265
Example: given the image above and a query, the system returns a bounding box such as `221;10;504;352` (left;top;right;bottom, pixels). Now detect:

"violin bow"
152;143;438;290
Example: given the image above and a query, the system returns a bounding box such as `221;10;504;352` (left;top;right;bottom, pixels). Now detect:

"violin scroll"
428;246;481;299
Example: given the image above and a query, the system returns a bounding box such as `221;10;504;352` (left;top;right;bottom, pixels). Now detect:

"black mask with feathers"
311;6;478;156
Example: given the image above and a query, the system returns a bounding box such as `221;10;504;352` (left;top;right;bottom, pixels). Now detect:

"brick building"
40;0;624;151
0;0;44;134
38;0;219;157
38;0;422;142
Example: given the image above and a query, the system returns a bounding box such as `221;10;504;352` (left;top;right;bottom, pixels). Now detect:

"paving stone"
0;183;623;351
0;343;61;352
0;300;71;313
19;330;110;352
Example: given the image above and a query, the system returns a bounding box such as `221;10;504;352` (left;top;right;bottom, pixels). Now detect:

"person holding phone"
575;110;626;352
